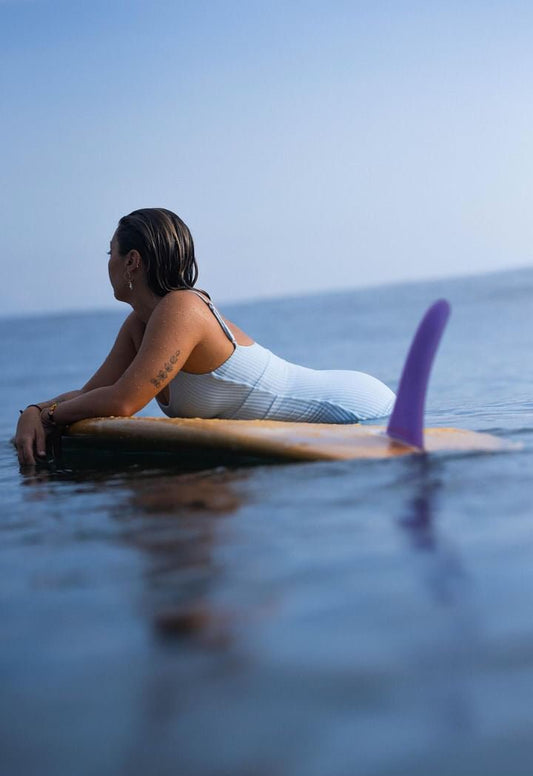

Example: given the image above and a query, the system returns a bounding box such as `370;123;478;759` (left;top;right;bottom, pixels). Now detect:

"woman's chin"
112;285;128;302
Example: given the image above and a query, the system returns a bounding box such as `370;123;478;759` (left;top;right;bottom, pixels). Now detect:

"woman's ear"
125;249;142;271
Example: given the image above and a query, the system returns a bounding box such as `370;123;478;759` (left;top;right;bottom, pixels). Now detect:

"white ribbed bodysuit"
157;293;395;423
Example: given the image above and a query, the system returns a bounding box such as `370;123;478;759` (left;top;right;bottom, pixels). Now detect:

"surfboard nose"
386;299;451;450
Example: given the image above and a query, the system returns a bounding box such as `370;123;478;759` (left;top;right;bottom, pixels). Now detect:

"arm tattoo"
150;350;181;389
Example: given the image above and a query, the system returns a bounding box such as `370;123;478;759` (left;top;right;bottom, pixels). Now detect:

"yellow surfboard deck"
64;416;519;463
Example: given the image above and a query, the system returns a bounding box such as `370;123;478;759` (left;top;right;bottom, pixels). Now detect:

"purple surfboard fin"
386;299;451;450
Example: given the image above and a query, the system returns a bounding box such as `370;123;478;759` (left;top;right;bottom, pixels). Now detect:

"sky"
1;0;533;317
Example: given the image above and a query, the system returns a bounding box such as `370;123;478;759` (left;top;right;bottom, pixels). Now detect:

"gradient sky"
2;0;533;316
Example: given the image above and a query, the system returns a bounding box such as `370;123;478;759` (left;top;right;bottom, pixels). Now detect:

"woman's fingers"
35;423;47;459
15;418;47;466
18;436;35;466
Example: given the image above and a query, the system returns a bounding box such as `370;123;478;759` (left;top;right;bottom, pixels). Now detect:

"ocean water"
1;268;533;776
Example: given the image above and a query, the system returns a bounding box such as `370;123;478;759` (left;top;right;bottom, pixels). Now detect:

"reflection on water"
120;469;246;648
398;457;469;605
395;456;482;746
18;460;249;650
8;445;533;776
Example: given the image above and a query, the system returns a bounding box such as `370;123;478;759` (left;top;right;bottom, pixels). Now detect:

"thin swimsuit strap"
187;289;237;349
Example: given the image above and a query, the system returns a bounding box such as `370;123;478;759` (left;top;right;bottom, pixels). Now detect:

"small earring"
128;279;133;291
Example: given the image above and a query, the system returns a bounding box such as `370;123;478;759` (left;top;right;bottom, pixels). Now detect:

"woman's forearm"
30;390;83;409
52;385;138;426
16;387;132;466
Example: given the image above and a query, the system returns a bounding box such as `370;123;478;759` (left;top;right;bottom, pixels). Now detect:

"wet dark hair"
115;208;199;296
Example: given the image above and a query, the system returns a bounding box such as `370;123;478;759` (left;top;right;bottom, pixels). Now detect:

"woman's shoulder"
145;289;214;337
168;287;211;302
154;288;213;316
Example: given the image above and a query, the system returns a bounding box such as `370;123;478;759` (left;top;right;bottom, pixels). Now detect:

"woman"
15;208;395;465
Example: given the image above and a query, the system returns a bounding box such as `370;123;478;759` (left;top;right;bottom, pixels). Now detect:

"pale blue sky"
2;0;533;316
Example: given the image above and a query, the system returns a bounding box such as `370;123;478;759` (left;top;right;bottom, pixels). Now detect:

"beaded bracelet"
46;403;58;425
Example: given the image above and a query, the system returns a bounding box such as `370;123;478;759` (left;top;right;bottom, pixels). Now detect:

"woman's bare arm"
15;312;142;465
44;294;202;427
80;312;142;392
24;312;141;410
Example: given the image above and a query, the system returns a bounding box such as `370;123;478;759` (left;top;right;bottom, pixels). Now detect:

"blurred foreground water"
1;268;533;776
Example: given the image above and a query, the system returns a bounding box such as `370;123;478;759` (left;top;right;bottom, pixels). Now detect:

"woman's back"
158;297;395;423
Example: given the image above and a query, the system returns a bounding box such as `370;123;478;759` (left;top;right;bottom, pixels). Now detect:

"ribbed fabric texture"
157;342;395;423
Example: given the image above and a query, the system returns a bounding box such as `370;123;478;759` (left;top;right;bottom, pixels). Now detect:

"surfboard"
63;415;515;462
62;300;520;463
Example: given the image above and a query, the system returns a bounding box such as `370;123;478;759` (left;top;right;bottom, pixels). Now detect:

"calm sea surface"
1;269;533;776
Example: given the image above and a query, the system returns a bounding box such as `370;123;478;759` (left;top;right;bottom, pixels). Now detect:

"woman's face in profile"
108;232;126;299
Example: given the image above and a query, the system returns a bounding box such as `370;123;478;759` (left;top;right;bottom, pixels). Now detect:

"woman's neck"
129;287;163;323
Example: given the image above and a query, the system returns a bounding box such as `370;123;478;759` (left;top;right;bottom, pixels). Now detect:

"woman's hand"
14;406;47;466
